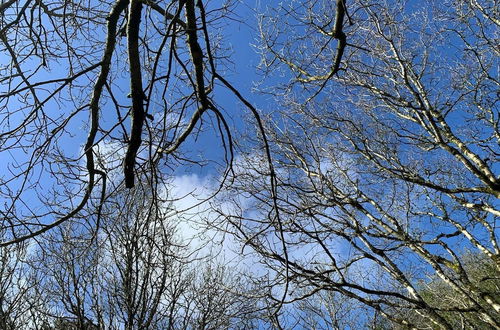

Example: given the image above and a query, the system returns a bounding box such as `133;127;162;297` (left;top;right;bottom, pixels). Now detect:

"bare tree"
181;260;261;329
26;183;186;329
0;236;33;329
215;0;499;328
23;182;261;329
0;0;277;244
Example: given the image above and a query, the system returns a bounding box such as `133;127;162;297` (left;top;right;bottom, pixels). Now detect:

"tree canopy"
0;0;498;328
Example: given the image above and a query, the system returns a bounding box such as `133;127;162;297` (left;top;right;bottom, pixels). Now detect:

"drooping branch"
304;0;347;100
124;0;145;188
332;0;347;75
185;0;208;108
0;0;128;245
259;0;349;101
156;0;209;157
